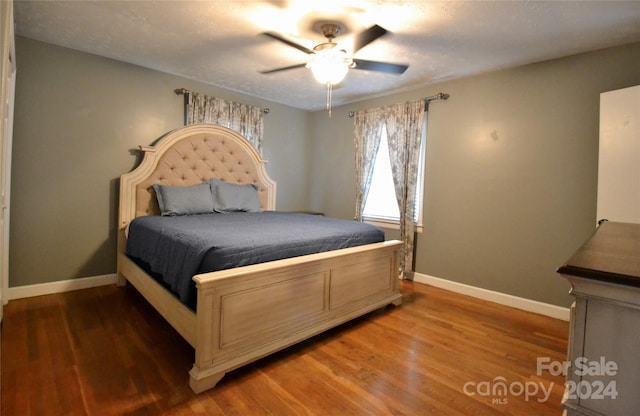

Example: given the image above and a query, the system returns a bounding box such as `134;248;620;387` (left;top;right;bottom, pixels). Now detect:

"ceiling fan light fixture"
261;23;402;117
306;48;353;85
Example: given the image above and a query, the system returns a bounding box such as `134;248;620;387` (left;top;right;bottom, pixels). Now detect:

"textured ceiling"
13;0;640;111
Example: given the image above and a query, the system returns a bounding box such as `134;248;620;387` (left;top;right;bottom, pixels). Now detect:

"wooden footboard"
189;240;402;393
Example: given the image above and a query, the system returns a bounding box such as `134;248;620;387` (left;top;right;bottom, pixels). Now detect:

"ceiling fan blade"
352;59;408;75
352;25;388;53
260;63;307;74
262;31;315;55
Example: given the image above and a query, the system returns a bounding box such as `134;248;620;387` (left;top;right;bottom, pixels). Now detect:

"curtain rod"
423;92;450;111
174;88;270;114
347;92;450;117
424;92;450;104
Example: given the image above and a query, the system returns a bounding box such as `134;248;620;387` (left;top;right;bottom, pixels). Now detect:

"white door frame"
1;0;16;320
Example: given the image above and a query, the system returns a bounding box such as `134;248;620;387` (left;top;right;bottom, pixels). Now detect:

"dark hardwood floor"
1;280;569;415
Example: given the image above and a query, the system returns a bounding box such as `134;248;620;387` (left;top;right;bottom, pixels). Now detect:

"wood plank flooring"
1;281;569;415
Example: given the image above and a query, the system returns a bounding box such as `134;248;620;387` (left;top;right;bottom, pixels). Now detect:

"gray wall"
10;36;310;287
309;42;640;307
10;35;640;308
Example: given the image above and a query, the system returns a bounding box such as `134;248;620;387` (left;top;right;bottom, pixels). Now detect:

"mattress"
126;211;385;309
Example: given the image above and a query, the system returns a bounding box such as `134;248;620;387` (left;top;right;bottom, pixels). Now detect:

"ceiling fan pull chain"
326;82;333;117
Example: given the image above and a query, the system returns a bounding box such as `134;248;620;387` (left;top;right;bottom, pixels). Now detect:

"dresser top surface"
558;221;640;287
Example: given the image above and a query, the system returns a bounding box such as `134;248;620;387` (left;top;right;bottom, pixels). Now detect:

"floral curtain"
353;99;425;276
353;108;385;221
384;99;425;274
185;91;264;154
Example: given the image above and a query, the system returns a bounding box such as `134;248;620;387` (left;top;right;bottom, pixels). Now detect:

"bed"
117;123;402;393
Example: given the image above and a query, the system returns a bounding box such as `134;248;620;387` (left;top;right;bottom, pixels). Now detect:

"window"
362;119;426;230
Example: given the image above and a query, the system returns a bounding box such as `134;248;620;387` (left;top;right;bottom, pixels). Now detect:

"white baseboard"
411;272;570;321
6;273;118;301
5;272;570;321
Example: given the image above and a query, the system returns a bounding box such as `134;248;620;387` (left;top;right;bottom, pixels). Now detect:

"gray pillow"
153;182;214;216
210;178;261;212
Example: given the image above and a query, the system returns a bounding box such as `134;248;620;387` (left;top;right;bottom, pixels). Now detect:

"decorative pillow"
210;178;261;212
152;182;214;216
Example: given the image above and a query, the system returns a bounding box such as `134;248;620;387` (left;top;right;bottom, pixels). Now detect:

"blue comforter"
126;211;384;309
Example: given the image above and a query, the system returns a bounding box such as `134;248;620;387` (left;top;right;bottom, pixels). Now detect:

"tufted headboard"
118;124;276;231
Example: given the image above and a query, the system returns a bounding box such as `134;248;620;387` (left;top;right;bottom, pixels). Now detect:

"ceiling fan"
260;23;408;116
260;23;409;84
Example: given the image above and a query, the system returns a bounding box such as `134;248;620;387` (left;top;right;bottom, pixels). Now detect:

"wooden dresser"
557;221;640;416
